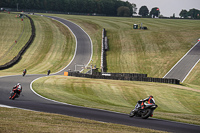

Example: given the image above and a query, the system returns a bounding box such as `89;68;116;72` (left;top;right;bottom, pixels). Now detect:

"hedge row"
0;15;35;70
68;71;180;84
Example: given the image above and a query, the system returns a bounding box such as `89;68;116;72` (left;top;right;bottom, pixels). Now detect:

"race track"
0;15;200;133
164;41;200;82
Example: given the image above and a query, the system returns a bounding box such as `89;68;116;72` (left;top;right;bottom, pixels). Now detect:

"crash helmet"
17;83;21;86
149;95;153;98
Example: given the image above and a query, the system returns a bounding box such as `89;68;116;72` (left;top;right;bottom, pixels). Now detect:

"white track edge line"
182;58;200;82
49;16;93;74
30;76;127;115
163;41;200;80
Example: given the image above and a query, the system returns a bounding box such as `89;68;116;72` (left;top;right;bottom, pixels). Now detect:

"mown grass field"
0;13;75;75
33;75;200;125
0;13;31;66
0;107;166;133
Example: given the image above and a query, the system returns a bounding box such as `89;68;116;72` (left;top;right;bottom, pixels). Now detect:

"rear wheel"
141;109;152;119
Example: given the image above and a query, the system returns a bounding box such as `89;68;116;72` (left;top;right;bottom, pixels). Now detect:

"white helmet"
17;83;21;86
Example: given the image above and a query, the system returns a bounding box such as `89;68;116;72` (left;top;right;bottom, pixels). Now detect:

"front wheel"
11;93;16;100
141;109;152;119
129;111;135;117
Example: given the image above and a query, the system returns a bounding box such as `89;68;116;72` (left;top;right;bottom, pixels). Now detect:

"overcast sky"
124;0;200;17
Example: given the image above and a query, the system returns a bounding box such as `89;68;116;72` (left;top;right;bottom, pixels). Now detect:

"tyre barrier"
0;15;35;70
101;28;108;73
68;71;180;85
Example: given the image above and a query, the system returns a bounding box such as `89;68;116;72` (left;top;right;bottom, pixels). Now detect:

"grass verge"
0;107;167;133
33;76;200;125
0;15;75;75
0;13;31;65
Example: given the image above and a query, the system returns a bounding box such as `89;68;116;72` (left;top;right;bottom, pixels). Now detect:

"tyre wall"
68;71;180;84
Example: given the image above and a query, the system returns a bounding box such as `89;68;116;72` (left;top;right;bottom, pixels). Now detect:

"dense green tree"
132;3;137;15
0;0;134;16
123;1;133;16
188;8;200;19
150;7;160;18
139;6;149;17
172;13;175;18
179;10;188;18
117;6;130;17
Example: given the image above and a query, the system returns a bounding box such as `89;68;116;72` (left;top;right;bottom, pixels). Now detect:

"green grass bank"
33;75;200;125
0;14;75;75
0;13;31;66
47;14;200;80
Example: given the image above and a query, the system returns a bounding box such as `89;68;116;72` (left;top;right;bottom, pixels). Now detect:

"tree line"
138;5;200;19
0;0;134;16
179;9;200;19
1;0;199;18
138;6;160;18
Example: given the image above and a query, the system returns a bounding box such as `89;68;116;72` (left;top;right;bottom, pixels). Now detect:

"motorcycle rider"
9;83;22;99
132;95;154;116
47;70;51;75
23;69;27;76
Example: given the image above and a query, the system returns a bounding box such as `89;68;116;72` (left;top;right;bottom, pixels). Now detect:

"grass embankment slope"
33;76;200;125
51;14;200;78
0;13;31;66
0;14;75;76
33;14;200;125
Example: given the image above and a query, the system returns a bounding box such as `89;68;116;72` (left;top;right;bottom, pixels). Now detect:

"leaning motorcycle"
9;89;20;100
129;101;158;119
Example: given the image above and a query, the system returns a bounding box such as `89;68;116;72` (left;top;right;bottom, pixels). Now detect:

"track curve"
0;15;200;133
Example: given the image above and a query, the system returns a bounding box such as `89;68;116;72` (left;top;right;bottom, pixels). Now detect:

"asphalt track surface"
164;41;200;82
0;15;200;133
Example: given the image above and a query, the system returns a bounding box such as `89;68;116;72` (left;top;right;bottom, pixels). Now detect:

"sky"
124;0;200;17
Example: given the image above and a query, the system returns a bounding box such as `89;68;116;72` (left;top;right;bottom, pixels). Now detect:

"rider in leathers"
9;83;22;99
133;95;154;115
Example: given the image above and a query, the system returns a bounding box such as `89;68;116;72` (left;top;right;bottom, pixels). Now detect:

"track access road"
164;41;200;82
0;15;200;133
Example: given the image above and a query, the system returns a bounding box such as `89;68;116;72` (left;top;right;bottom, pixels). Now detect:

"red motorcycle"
9;84;22;100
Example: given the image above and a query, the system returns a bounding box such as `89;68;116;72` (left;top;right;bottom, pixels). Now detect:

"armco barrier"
0;15;35;70
68;71;180;84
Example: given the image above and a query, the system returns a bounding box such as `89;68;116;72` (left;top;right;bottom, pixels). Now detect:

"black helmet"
149;95;153;98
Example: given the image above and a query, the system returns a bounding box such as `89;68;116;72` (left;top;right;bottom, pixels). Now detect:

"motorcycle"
129;100;158;119
22;69;27;76
9;89;20;100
